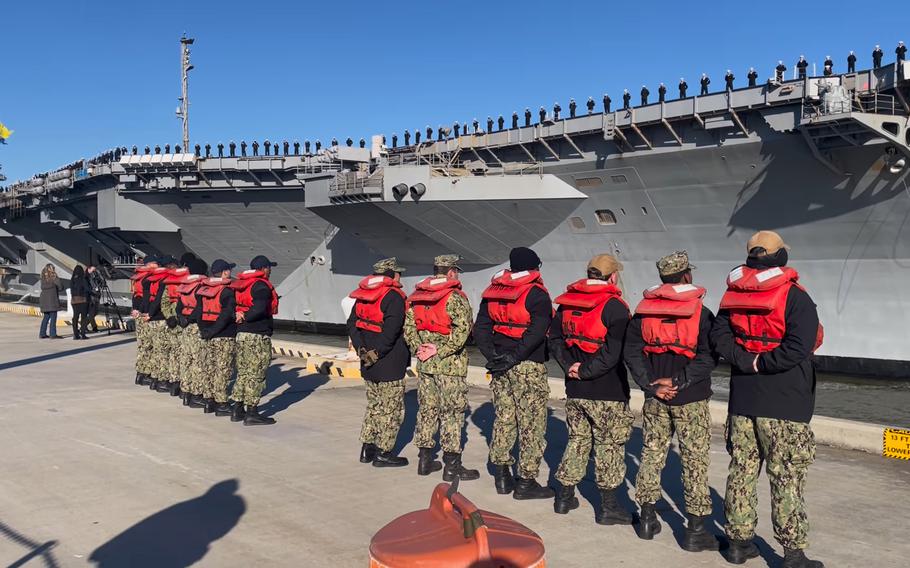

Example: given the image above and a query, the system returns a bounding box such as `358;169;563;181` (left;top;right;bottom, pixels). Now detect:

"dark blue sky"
0;0;906;182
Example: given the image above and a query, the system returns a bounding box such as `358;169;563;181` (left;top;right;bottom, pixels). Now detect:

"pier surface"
0;312;907;567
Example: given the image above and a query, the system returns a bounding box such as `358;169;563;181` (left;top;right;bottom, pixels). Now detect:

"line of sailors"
130;253;280;426
347;231;823;568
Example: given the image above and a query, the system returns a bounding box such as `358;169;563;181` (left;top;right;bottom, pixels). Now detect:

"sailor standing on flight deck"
229;255;280;426
710;231;824;568
603;93;612;113
474;247;554;501
847;51;856;73
624;251;718;551
747;68;758;87
678;79;688;98
700;74;710;95
404;255;479;481
658;83;667;103
622;90;631;110
725;70;735;91
775;60;787;82
348;258;411;468
823;56;834;77
548;254;634;525
640;85;649;106
797;56;808;80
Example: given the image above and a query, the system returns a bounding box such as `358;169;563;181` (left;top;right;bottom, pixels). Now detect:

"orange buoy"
369;480;545;568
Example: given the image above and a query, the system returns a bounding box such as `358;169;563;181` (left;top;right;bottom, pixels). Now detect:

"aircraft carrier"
2;48;910;376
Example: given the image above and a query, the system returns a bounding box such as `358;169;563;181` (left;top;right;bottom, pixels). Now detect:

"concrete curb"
274;339;888;456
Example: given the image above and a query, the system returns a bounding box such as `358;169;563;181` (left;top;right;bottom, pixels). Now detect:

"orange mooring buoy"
369;480;545;568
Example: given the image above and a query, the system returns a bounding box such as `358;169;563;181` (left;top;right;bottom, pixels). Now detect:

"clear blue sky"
0;0;906;183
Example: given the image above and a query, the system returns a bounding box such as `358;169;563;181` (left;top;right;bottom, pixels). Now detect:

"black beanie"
509;247;541;272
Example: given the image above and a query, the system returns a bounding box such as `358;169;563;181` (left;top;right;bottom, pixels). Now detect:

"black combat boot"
781;548;824;568
168;382;181;397
596;488;633;525
135;372;143;385
214;401;232;416
181;391;192;406
203;398;216;413
156;380;171;393
722;539;760;564
243;406;276;425
442;452;480;481
493;464;515;495
636;503;661;539
138;373;152;386
230;402;246;423
681;514;718;551
513;477;554;500
360;443;378;464
188;394;206;408
553;484;580;514
416;448;442;476
372;451;409;468
149;377;159;390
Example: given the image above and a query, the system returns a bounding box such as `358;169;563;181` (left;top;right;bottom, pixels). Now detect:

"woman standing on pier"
39;264;64;339
70;265;90;340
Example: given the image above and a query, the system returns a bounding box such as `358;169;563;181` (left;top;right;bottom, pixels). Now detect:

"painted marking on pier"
882;427;910;460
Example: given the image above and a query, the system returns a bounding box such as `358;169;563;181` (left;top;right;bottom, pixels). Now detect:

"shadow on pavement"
88;479;245;568
392;387;419;454
0;338;135;372
0;519;60;568
258;363;330;417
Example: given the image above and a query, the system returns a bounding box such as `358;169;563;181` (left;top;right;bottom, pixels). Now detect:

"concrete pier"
0;312;907;567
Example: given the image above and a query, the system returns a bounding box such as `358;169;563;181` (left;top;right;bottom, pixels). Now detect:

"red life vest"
407;277;466;335
164;268;190;301
197;277;233;323
719;265;824;353
130;266;151;298
231;270;279;315
177;275;206;316
634;283;706;359
481;270;549;339
144;268;171;302
349;276;406;332
554;279;627;353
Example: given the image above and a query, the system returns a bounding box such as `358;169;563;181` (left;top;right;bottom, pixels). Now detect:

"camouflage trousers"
179;324;204;394
145;320;168;379
200;337;235;403
163;325;182;383
230;333;272;407
489;361;549;479
635;398;712;516
413;373;469;453
555;398;634;490
360;379;405;453
134;317;152;375
725;414;816;550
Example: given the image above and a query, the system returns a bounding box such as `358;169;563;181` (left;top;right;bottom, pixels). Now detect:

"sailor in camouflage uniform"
160;261;188;397
474;247;554;500
175;261;207;408
711;231;824;568
548;254;634;524
194;259;238;416
131;256;155;386
624;251;718;550
404;255;479;480
348;258;411;468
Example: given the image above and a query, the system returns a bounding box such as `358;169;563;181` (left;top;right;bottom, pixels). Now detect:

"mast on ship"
176;35;195;151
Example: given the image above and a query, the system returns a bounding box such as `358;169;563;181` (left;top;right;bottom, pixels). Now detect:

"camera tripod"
92;272;125;335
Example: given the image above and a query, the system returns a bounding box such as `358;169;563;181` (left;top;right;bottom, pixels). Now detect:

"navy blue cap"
143;255;160;265
250;255;278;269
210;259;236;274
160;255;179;266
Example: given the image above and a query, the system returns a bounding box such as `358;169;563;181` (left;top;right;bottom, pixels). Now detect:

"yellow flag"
0;122;12;141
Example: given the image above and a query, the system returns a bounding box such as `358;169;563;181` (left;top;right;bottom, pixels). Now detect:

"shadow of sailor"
89;479;246;568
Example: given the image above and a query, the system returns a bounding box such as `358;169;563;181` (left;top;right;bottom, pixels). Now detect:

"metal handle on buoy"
431;482;492;560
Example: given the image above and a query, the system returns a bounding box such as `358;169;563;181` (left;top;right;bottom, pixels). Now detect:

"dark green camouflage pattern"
179;323;204;394
413;373;469;453
404;291;472;377
489;361;549;479
230;332;272;406
360;379;405;452
724;414;816;549
555;399;633;489
134;317;152;375
146;320;168;379
201;337;235;403
635;398;712;515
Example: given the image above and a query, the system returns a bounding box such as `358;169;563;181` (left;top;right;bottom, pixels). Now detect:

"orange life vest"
163;268;190;301
634;283;705;359
349;276;406;333
554;279;627;353
144;267;170;302
407;277;466;335
481;270;549;339
197;277;233;323
177;275;206;316
719;265;823;353
231;270;279;315
130;266;151;298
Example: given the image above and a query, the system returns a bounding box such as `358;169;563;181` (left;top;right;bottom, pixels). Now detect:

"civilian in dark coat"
70;265;90;340
39;264;64;339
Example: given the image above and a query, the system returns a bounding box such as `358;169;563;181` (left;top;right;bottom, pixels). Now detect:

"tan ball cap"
747;230;790;255
587;254;623;276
